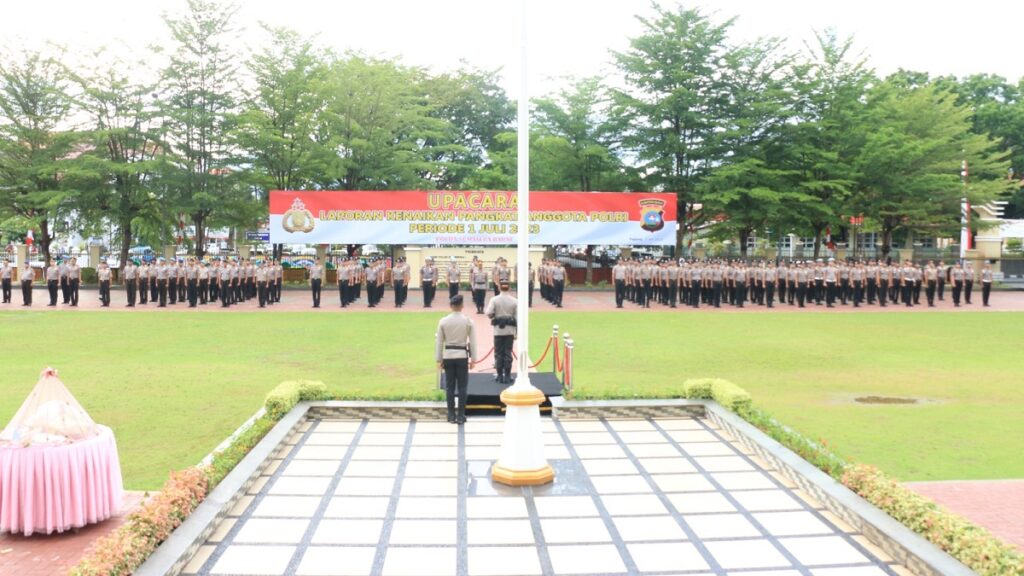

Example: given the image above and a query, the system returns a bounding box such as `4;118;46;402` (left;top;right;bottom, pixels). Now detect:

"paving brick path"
0;492;147;576
905;480;1024;552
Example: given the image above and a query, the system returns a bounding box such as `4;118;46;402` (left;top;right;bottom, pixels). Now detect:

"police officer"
951;262;964;307
936;260;947;301
470;259;487;314
59;258;70;304
366;258;379;308
186;259;198;307
151;260;160;304
21;261;35;306
156;258;169;307
219;261;232;308
446;257;461;300
421;257;438;307
924;262;938;307
963;262;975;305
124;259;138;307
486;281;517;385
256;261;268;308
436;294;477;424
0;259;11;303
168;259;179;305
138;261;149;305
550;261;565;308
198;261;209;305
45;259;60;306
981;262;993;307
309;257;324;308
98;261;112;307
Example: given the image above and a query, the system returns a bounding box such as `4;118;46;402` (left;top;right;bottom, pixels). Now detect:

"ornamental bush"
264;380;328;419
71;467;209;576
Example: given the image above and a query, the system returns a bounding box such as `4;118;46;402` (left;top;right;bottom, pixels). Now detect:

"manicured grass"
1;310;1021;488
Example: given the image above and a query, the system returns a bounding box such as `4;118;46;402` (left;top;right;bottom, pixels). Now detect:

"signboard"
269;190;677;246
245;231;270;242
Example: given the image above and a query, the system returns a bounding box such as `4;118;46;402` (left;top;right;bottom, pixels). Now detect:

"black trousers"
735;281;746;307
60;277;69;303
159;279;168;307
712;281;722;308
826;282;836;307
48;279;59;305
472;288;485;313
449;283;459;299
839;279;849;304
902;282;913;307
71;279;80;306
614;280;624;308
937;279;945;300
878;280;888;306
210;280;219;304
691;280;701;307
765;281;775;308
778;281;786;304
127;279;137;306
258;281;267;307
443;358;469;420
99;280;111;306
22;280;32;305
553;279;564;307
853;281;863;306
814;280;824;304
925;280;936;306
139;279;148;304
867;279;877;304
221;281;231;307
179;279;187;302
964;280;973;304
395;281;406;307
982;282;991;306
169;279;178;304
311;278;322;307
423;281;435;307
952;281;962;305
187;279;197;307
151;279;159;303
199;280;208;304
796;282;807;307
641;280;651;307
1;278;10;302
914;280;922;304
494;335;514;381
367;281;378;307
668;280;678;307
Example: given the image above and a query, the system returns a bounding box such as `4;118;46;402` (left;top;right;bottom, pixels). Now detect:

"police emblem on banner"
282;198;316;233
639;198;666;233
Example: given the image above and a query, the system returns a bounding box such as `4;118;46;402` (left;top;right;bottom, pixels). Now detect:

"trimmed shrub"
710;379;752;411
264;380;328;419
71;467;209;576
680;378;715;399
842;464;1024;575
80;267;98;285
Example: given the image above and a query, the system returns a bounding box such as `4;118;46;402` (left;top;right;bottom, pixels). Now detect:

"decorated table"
0;368;124;536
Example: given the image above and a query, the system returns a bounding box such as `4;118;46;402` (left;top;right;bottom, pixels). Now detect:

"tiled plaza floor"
181;416;910;576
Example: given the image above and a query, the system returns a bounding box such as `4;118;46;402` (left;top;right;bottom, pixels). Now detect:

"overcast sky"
2;0;1022;98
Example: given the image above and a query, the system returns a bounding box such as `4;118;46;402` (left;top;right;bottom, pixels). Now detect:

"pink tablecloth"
0;426;124;536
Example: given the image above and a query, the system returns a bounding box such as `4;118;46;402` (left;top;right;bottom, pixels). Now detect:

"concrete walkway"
905;480;1024;552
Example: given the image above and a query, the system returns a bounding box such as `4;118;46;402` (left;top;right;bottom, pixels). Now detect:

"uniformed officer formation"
611;258;997;309
0;257;287;309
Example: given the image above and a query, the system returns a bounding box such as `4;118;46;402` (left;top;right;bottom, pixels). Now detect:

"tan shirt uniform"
486;293;518;337
435;312;478;361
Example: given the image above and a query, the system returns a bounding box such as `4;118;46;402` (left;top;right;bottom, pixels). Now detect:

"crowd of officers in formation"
611;258;996;309
305;256;570;311
0;257;287;308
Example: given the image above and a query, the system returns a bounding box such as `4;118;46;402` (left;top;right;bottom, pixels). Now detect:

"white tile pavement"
182;417;908;576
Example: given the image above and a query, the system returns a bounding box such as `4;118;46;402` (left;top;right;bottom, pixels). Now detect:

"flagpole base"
491;462;555;486
491;374;555;487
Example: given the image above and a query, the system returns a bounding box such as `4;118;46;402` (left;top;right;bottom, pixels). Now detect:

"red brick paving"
3;285;1022;313
0;491;147;576
905;480;1024;552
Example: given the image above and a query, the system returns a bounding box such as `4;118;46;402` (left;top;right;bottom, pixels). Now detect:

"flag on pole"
825;226;835;251
26;229;34;246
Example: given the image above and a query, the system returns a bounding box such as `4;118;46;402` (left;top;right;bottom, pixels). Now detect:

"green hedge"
81;267;98;284
264;380;330;420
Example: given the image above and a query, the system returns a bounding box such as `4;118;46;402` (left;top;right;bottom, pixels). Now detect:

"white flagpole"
491;0;554;487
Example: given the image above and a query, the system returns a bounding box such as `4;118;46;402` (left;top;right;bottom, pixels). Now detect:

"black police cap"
450;294;464;307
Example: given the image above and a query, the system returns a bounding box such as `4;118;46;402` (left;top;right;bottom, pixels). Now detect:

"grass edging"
71;380;326;576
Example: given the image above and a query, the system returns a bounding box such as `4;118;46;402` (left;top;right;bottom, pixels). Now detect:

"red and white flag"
25;229;34;246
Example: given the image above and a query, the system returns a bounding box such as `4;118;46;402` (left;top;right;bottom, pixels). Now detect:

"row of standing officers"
611;258;996;309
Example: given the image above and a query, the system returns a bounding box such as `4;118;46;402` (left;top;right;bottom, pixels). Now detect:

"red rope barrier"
527;336;555;369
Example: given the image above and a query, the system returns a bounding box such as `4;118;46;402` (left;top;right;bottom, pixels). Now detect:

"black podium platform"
438;372;563;414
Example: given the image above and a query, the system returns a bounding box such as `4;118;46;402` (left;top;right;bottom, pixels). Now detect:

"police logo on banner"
639;198;666;233
282;198;316;234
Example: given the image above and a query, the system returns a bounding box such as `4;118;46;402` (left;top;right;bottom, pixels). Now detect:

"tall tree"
611;5;736;254
158;0;244;258
419;66;514;190
71;55;165;270
318;54;447;190
234;26;333;194
0;50;81;266
853;80;1012;252
700;39;815;256
787;31;872;257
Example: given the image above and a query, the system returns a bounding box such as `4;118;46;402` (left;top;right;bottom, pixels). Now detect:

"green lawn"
1;310;1021;489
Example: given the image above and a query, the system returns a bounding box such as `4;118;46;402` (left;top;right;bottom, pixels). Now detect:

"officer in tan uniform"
435;294;477;424
124;259;138;307
21;261;35;306
45;260;60;306
97;261;112;307
446;257;461;300
421;257;438;308
0;258;11;304
309;257;324;308
486;281;517;385
470;259;488;314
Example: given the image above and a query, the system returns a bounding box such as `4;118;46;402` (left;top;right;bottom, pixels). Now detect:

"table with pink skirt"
0;426;124;536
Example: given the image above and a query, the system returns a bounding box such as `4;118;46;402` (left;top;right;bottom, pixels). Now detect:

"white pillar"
492;0;554;487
